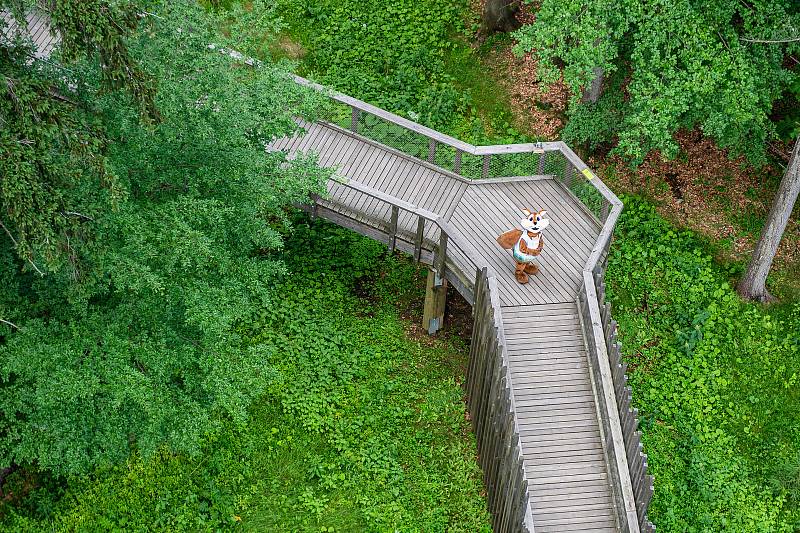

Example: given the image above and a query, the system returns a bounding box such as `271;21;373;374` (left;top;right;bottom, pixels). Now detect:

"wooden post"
350;107;360;132
413;216;425;262
423;269;447;334
428;138;437;163
482;154;492;179
425;231;449;334
435;231;448;275
454;149;462;174
388;205;399;252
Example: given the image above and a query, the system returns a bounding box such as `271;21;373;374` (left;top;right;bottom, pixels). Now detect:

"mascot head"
520;208;549;233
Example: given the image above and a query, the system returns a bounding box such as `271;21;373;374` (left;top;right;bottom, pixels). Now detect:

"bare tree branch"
741;35;800;44
0;319;20;331
61;211;94;221
0;219;19;247
0;219;45;276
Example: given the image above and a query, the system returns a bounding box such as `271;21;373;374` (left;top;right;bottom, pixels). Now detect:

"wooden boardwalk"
272;119;635;532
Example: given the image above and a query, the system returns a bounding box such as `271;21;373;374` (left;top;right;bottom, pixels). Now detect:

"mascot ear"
538;210;548;217
522;208;532;217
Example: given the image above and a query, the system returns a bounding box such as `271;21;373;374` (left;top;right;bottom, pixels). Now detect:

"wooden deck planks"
268;124;618;533
505;302;616;532
465;184;589;301
453;185;585;305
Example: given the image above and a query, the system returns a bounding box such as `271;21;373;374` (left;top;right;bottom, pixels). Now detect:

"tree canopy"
514;0;800;164
0;0;328;476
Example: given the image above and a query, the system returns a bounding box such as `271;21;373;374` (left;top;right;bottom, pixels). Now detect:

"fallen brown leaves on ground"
592;131;800;268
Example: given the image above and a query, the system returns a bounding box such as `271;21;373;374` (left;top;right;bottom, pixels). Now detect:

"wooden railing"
294;75;616;225
575;164;656;533
469;267;535;533
291;74;653;532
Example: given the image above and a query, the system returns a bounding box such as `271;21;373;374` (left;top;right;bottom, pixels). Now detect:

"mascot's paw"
515;271;529;284
524;263;539;275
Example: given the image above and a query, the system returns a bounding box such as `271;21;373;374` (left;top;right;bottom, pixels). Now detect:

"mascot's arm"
529;235;545;256
496;229;522;250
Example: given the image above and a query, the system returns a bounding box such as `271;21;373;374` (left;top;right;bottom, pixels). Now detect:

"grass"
1;218;491;532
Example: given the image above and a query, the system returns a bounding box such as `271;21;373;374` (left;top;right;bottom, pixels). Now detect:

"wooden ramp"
271;108;654;532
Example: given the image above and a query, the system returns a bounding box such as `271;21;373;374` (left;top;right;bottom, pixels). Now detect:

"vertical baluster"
388;205;399;252
350;107;360;132
414;215;425;262
454;149;462;174
537;151;547;175
482;154;492;179
435;231;448;276
427;138;437;163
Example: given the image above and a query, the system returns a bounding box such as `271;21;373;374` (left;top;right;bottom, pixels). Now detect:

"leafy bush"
607;198;800;530
1;219;490;531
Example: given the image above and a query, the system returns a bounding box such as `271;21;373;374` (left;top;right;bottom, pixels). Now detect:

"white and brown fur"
496;208;549;284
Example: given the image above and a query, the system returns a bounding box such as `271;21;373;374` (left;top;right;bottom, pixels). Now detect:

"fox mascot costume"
496;208;550;284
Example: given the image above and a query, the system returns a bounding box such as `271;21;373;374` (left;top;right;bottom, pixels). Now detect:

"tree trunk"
737;135;800;302
480;0;522;39
581;66;604;104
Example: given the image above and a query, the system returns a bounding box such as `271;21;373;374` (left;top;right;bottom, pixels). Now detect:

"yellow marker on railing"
582;168;595;180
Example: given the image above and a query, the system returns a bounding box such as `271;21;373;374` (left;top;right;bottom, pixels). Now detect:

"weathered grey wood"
413;216;425;262
388;205;399;252
482;154;492;179
738;134;800;301
427;138;437;163
13;17;654;532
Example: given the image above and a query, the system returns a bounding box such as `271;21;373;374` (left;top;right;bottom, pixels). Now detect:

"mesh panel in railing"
310;88;612;232
487;152;542;179
457;151;483;179
541;150;569;180
355;111;430;160
315;96;351;130
569;180;606;220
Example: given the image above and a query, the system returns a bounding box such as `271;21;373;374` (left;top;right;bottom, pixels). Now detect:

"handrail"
292;75;475;153
334;177;494;279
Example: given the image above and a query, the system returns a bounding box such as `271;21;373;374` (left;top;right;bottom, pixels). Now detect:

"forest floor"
271;0;800;529
6;1;798;531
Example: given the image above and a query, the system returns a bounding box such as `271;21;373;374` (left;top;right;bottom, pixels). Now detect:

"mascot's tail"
497;229;522;250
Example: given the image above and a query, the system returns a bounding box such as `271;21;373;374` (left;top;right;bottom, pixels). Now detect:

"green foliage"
2;219;490;532
514;0;800;164
0;0;160;271
278;0;466;131
0;1;328;477
607;198;800;530
273;0;528;143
